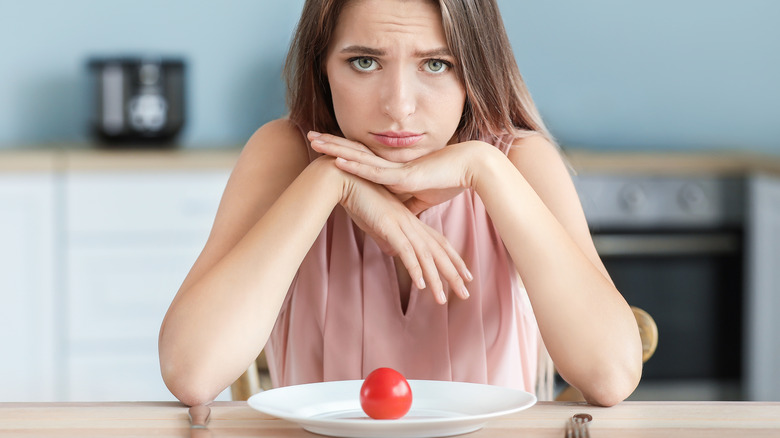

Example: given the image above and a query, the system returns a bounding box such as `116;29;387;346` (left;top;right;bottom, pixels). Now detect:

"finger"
308;131;374;155
308;133;398;170
391;219;444;303
422;225;472;300
424;222;473;283
433;251;469;301
415;245;447;305
313;141;391;168
393;238;427;292
335;158;408;187
378;195;465;303
401;223;449;304
413;225;468;301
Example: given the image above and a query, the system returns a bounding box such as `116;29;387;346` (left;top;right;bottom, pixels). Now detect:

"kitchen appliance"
573;174;746;400
87;56;186;145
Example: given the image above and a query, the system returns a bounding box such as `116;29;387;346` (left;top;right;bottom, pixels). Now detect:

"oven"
574;174;746;400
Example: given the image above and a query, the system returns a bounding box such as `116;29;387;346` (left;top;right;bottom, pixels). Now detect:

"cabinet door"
746;174;780;401
64;170;231;401
0;173;57;401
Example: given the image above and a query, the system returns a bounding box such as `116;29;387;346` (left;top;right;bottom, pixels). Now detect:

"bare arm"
311;133;643;406
159;120;342;405
159;121;471;406
476;137;642;406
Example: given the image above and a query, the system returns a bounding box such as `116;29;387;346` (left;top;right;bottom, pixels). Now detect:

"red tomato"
360;367;413;419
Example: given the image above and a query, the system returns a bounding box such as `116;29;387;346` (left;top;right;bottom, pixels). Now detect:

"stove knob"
619;184;647;213
678;182;706;212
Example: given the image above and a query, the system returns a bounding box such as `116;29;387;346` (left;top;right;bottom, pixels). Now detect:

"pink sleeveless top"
264;138;539;393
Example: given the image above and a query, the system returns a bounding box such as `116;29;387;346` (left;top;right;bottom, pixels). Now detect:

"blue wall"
505;0;780;152
1;0;778;152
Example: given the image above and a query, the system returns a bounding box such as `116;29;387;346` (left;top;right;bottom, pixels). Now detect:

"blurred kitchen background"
1;1;779;403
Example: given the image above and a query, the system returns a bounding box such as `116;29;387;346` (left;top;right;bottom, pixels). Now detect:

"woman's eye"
424;59;449;73
350;57;378;71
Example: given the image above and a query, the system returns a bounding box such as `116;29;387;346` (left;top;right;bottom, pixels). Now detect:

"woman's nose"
380;68;416;122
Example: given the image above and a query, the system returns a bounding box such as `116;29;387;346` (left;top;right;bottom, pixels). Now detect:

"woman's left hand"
308;132;482;214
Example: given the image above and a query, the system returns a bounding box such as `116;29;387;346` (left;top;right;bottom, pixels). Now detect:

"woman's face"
324;0;466;163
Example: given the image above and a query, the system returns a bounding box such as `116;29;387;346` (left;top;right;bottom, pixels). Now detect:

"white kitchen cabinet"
745;173;780;401
0;173;57;401
63;170;232;401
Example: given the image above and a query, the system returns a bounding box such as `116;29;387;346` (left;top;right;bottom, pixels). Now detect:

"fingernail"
465;268;474;282
308;131;321;138
460;285;470;299
418;277;426;289
312;139;324;144
438;290;447;304
336;157;347;164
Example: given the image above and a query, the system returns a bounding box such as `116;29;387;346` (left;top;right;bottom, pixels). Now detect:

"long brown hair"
284;0;554;146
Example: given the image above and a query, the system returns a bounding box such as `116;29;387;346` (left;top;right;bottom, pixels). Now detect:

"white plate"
247;379;536;438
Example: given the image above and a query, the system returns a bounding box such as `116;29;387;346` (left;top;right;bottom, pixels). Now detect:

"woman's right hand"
335;159;472;303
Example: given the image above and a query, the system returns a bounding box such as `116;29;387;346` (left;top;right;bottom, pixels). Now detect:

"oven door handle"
592;233;740;256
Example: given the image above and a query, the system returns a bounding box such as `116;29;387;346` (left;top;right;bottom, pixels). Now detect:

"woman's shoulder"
507;133;566;170
238;118;312;168
509;132;555;150
245;118;309;152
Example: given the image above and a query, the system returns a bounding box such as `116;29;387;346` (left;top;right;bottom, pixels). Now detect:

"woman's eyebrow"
414;48;453;58
339;45;453;58
340;45;385;56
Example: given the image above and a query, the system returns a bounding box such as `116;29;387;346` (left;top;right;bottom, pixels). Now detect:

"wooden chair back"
230;350;271;401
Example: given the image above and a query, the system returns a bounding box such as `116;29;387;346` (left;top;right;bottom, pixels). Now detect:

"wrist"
307;155;350;207
463;141;506;191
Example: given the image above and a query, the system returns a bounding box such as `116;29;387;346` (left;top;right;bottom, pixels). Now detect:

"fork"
565;413;592;438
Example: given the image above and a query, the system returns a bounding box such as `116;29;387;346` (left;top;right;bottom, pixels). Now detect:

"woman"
159;0;642;407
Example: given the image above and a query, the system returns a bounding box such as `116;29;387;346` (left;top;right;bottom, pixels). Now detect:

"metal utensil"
188;404;211;428
565;413;592;438
188;404;212;438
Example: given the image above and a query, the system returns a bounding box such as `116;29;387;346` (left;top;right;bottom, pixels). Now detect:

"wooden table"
1;401;779;437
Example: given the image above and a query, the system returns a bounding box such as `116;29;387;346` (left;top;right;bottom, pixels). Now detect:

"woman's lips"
372;132;423;147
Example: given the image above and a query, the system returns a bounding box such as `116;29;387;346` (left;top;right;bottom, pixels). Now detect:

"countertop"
1;401;778;437
564;149;780;176
0;145;242;172
2;145;780;175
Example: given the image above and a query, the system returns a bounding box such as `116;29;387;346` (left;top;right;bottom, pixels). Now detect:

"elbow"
581;358;642;407
582;381;635;407
171;386;215;407
160;359;218;406
580;319;645;407
159;335;221;406
159;320;220;406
